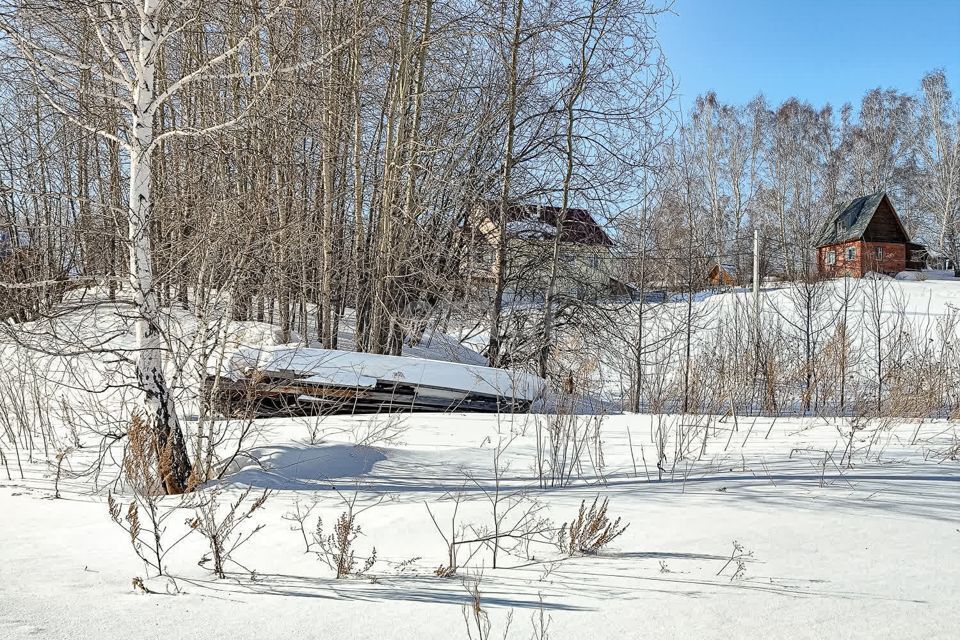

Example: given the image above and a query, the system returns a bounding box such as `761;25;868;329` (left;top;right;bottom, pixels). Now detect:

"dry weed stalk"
460;574;513;640
716;539;753;581
189;485;270;579
106;489;193;578
315;510;377;579
530;593;552;640
52;446;73;498
311;491;381;579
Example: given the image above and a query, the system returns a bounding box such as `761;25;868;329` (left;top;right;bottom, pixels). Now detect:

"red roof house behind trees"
494;203;613;247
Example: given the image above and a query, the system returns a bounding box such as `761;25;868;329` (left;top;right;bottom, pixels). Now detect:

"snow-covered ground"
3;281;960;639
2;412;959;639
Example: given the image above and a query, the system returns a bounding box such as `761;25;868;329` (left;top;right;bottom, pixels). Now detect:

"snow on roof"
506;220;557;238
483;202;612;246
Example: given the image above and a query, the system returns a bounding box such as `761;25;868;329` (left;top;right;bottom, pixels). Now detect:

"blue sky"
657;0;960;109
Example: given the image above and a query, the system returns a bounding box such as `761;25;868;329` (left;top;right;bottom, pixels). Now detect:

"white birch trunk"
129;0;190;493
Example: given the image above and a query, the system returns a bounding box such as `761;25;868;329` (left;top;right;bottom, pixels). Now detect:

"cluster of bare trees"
582;71;959;417
0;0;673;341
0;1;957;493
588;273;960;420
615;73;959;290
0;0;673;491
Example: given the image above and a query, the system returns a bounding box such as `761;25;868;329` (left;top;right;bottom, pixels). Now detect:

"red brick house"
816;192;926;277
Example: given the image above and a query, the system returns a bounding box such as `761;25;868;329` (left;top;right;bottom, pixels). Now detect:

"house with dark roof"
816;193;926;278
467;202;616;300
707;263;737;287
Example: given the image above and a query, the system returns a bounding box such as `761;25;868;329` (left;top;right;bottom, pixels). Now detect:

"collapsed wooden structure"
204;346;545;417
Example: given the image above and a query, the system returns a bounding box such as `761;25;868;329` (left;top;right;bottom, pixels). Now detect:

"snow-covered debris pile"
206;345;546;416
895;269;958;281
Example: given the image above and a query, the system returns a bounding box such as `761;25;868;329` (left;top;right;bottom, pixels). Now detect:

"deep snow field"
2;278;960;639
2;412;959;639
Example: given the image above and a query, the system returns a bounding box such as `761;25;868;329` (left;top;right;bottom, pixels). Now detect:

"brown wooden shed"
708;263;737;286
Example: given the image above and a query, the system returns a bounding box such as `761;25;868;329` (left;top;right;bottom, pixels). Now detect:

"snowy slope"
582;277;960;411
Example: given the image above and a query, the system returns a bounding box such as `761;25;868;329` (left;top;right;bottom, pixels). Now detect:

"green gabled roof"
817;192;897;246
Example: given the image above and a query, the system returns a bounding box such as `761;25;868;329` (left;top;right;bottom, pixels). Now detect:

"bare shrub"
106;416;197;577
107;490;192;578
189;485;270;579
282;497;319;553
426;491;465;577
346;413;409;447
425;490;482;577
558;496;629;556
0;349;59;472
535;413;605;488
466;437;556;569
424;482;552;576
945;438;960;461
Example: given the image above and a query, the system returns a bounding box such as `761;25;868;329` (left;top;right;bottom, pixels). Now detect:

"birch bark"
129;0;190;494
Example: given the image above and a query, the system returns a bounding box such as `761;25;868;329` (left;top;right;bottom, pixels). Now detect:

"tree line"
0;1;957;492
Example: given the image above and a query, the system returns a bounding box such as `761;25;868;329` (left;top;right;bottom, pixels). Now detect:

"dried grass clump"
559;497;628;556
124;414;162;495
124;412;195;496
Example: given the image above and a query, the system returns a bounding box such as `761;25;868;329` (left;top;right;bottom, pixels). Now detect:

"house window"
875;246;883;261
587;255;600;269
826;250;836;265
845;246;856;261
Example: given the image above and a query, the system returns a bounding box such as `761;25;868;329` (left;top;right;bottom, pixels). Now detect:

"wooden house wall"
862;198;909;243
